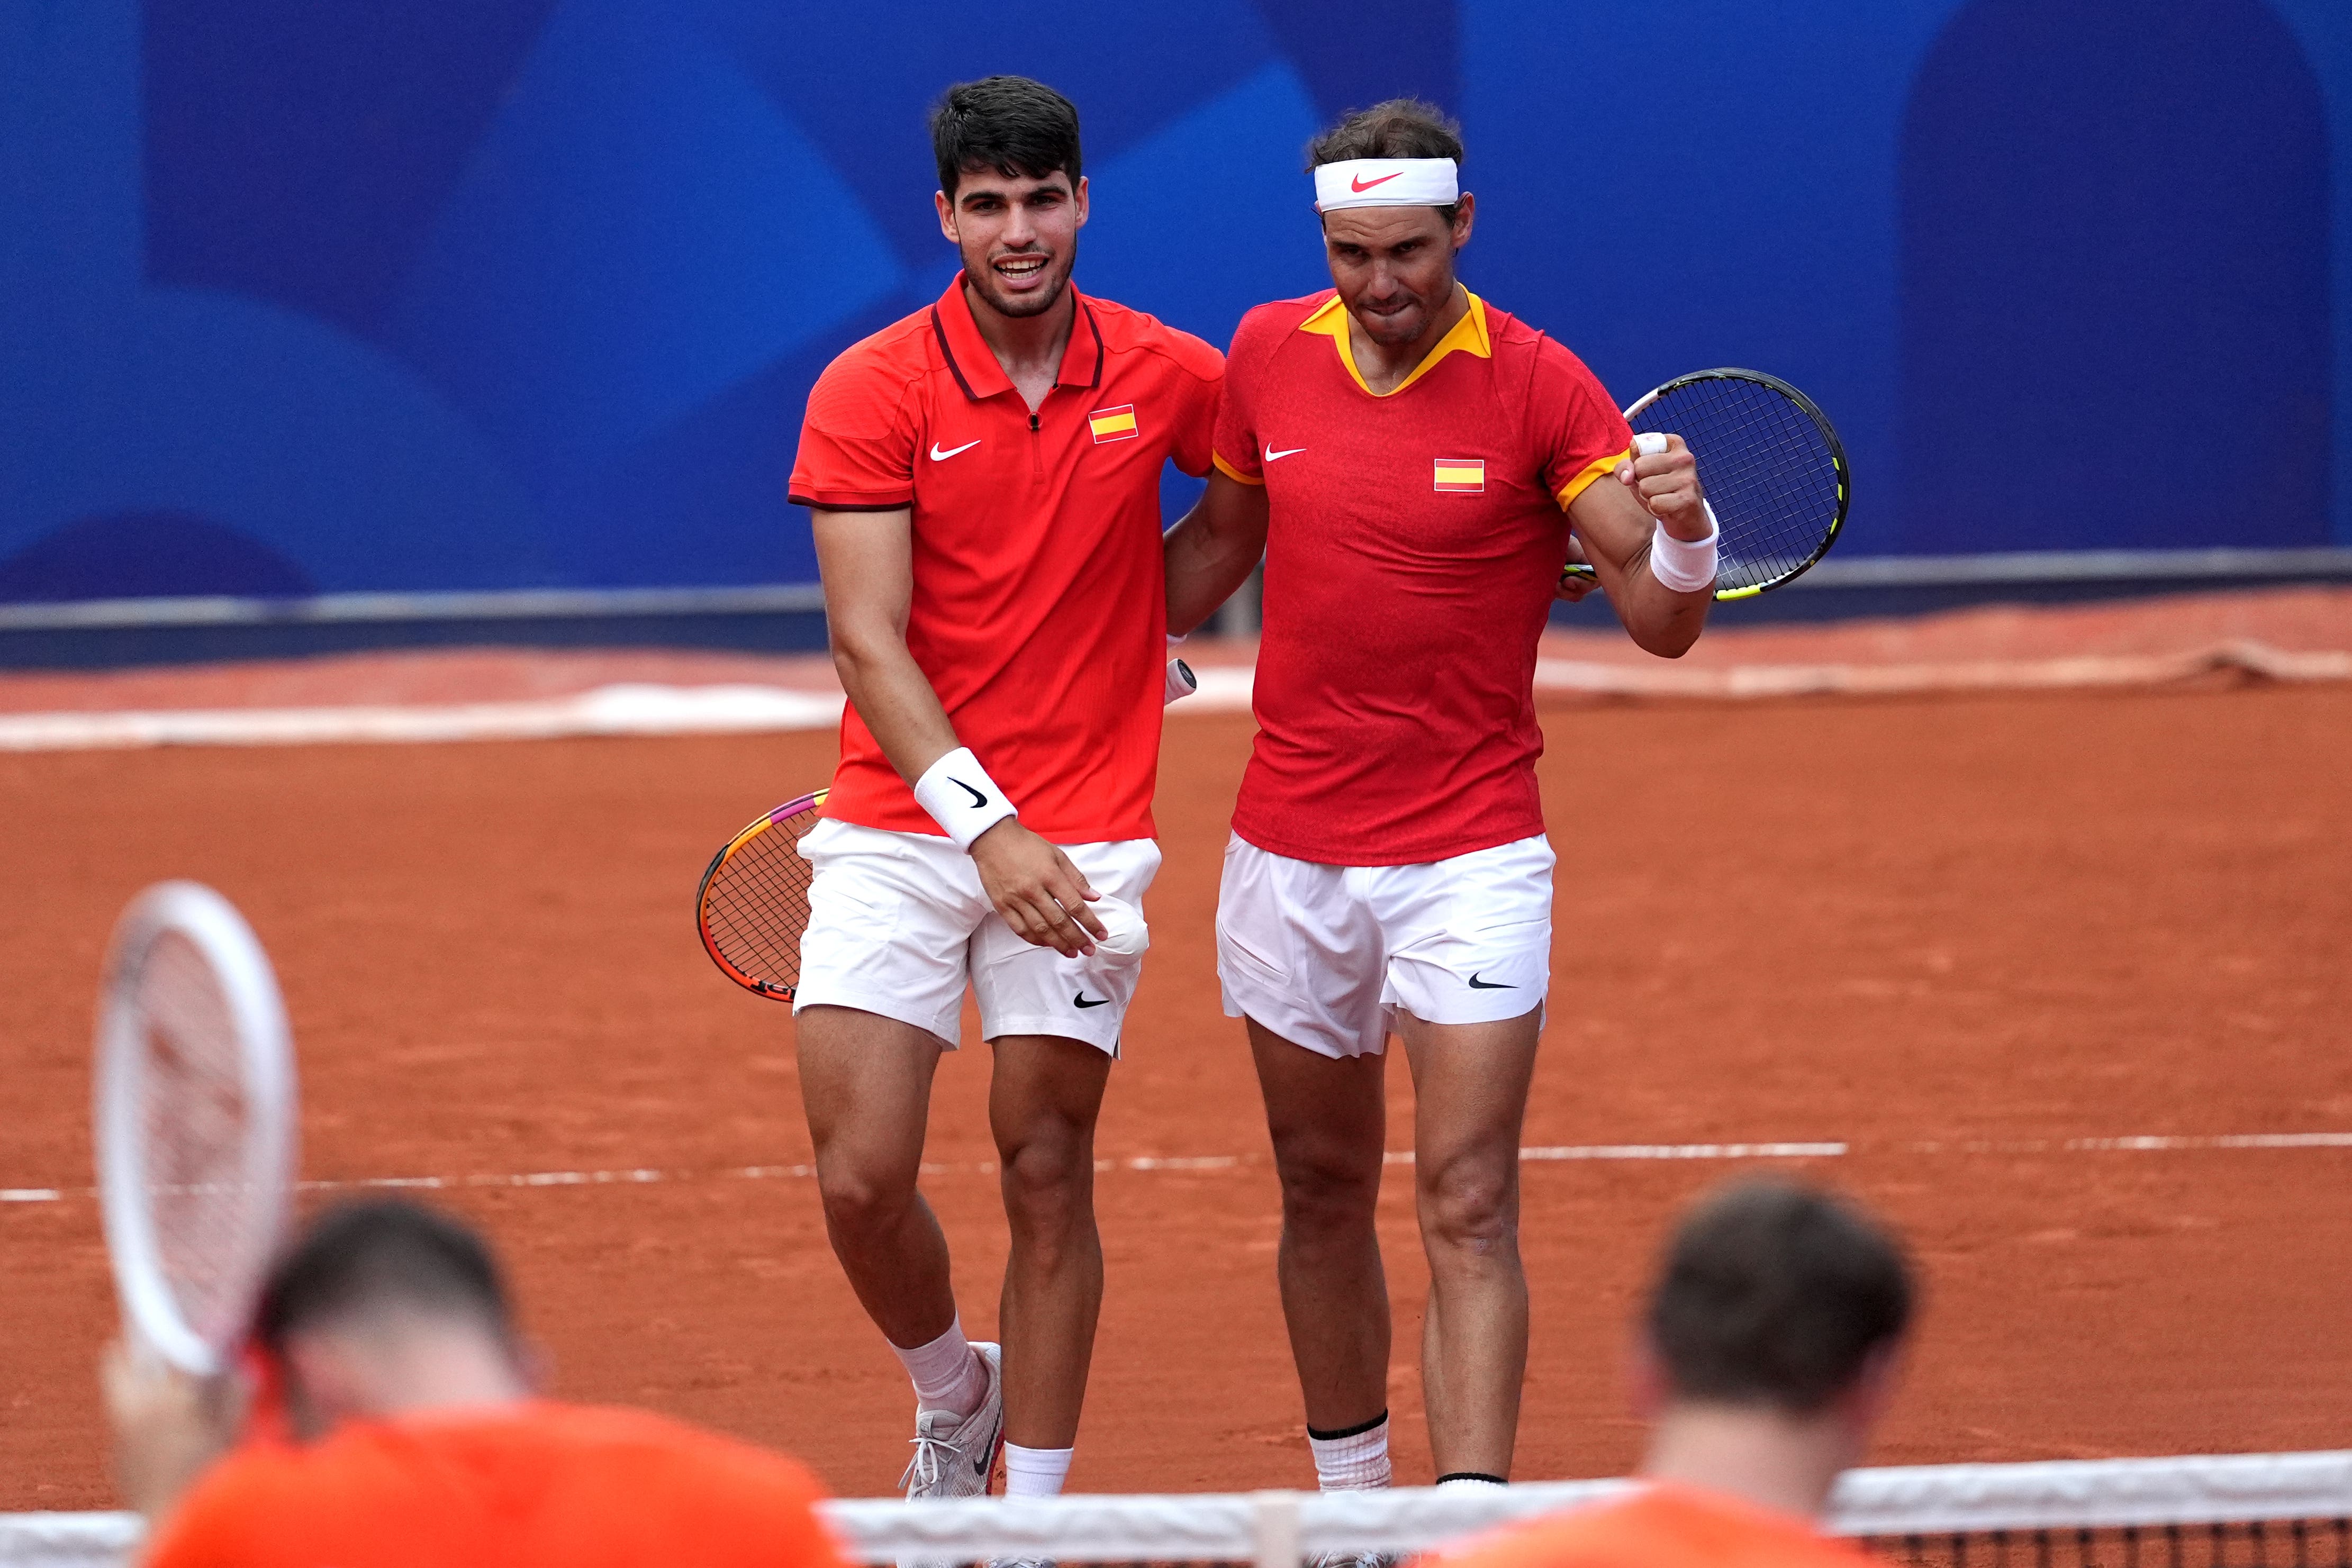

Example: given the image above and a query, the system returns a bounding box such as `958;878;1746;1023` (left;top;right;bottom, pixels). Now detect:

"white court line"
10;1132;2352;1207
5;640;2345;754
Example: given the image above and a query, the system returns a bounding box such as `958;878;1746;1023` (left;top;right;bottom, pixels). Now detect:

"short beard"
962;244;1076;320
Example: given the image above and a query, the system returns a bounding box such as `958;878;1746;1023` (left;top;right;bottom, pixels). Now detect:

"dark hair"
1305;98;1466;222
930;76;1082;200
254;1199;513;1353
1645;1179;1914;1415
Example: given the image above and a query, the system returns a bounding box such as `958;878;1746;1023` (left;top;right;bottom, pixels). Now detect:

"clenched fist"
1616;432;1709;541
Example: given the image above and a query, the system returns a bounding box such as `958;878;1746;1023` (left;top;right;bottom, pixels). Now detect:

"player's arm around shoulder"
1565;437;1713;659
1165;472;1269;637
1163;309;1275;636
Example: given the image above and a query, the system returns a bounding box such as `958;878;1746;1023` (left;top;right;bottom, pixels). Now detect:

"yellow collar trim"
1299;288;1490;397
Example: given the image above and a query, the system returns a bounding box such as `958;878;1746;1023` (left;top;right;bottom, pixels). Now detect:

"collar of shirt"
1298;286;1491;398
929;274;1106;402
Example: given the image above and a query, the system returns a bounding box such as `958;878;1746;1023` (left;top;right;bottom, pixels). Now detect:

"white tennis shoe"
900;1340;1004;1500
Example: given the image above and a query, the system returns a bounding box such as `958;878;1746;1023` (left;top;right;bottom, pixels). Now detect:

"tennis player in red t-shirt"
786;77;1220;1502
1164;100;1719;1506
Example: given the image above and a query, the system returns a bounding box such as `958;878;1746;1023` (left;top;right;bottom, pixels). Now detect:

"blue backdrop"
1;0;2343;603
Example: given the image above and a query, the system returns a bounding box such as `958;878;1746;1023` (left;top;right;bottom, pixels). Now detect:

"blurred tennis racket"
698;790;829;1001
93;882;297;1375
1566;368;1850;600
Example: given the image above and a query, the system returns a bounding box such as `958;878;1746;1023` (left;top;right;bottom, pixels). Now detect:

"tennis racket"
93;883;298;1376
698;790;829;1001
1566;368;1850;600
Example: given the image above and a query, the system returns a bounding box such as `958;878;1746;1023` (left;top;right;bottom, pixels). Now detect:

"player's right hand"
970;821;1109;957
102;1338;240;1520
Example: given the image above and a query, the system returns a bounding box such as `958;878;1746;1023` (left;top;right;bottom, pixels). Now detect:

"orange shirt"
1428;1483;1876;1568
790;276;1222;844
145;1402;849;1568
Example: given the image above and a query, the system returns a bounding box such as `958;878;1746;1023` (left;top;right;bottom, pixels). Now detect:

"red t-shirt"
1425;1483;1877;1568
791;276;1222;844
1213;289;1631;864
145;1402;848;1568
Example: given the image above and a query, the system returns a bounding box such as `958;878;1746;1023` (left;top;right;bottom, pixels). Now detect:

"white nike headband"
1313;158;1460;213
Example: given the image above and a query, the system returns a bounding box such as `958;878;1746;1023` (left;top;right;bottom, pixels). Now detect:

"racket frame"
1567;366;1851;601
93;882;297;1376
696;788;828;1002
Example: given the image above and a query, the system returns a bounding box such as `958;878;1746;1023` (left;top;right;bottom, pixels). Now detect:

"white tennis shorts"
793;818;1161;1055
1216;832;1554;1060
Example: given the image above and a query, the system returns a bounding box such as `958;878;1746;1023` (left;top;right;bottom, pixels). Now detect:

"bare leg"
1247;1018;1391;1431
990;1033;1112;1449
795;1005;956;1349
1398;1005;1542;1479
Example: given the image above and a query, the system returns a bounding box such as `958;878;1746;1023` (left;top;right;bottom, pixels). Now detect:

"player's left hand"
101;1338;240;1519
1616;433;1709;540
1555;537;1601;602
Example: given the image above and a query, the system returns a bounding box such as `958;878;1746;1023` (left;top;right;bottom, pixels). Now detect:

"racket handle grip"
1164;657;1198;705
1633;432;1669;457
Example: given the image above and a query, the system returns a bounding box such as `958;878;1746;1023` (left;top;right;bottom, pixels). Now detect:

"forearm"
1609;555;1712;658
1163;475;1270;636
829;630;962;785
1165;527;1250;637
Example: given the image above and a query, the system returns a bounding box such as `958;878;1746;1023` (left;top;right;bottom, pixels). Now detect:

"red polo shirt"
1213;288;1631;864
791;276;1221;842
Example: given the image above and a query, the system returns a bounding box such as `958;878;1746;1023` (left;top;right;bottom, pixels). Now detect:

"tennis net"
6;1452;2349;1568
818;1452;2352;1568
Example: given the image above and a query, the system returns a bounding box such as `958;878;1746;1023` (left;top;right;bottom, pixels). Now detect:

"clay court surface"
4;588;2350;1510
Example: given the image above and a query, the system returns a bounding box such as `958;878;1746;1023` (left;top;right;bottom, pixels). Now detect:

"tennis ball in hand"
1085;894;1150;958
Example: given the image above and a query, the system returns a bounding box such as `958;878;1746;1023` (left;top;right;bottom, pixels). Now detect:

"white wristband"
1649;501;1720;593
912;747;1017;850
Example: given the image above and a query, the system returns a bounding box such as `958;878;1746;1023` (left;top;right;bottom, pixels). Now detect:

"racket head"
1566;368;1850;600
696;790;829;1001
93;883;297;1376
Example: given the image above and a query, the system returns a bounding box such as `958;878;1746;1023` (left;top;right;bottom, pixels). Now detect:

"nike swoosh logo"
929;439;981;461
1073;992;1109;1009
949;778;988;808
1350;171;1403;193
1264;446;1305;461
1468;972;1516;990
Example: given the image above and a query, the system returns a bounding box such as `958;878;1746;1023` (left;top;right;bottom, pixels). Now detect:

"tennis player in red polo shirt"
1164;100;1717;1507
786;76;1219;1503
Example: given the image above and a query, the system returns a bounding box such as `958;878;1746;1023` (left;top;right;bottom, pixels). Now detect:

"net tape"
822;1453;2352;1564
9;1452;2350;1568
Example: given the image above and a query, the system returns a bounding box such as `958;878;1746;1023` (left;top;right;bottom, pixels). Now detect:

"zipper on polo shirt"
1029;411;1042;479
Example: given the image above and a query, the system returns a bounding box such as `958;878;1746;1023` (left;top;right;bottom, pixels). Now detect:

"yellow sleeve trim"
1555;446;1630;509
1212;450;1265;486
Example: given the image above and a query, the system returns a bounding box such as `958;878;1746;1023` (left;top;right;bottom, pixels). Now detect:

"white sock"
891;1318;987;1416
1307;1413;1391;1491
1436;1473;1507;1490
1002;1442;1074;1497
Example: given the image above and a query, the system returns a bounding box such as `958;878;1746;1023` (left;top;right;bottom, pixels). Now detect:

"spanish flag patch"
1433;458;1486;494
1089;404;1139;443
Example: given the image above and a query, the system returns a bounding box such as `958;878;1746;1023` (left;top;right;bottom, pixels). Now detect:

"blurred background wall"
1;0;2344;609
